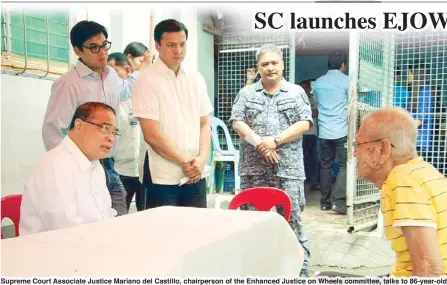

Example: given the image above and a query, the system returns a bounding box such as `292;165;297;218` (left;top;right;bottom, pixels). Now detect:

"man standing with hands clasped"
229;44;313;277
131;19;213;208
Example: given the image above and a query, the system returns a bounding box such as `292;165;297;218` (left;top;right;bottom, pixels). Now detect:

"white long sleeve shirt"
19;136;117;235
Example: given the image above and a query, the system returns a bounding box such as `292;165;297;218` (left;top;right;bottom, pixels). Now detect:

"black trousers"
319;136;347;210
120;175;145;212
146;179;207;209
143;151;207;208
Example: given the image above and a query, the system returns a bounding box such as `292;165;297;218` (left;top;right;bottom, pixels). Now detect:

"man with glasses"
354;107;447;277
132;19;213;209
42;21;128;215
21;102;119;235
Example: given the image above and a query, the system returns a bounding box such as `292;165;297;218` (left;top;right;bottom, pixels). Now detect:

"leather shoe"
332;204;347;215
320;205;330;211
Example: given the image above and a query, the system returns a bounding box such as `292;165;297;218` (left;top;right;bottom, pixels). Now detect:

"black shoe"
320;205;330;211
332;204;347;215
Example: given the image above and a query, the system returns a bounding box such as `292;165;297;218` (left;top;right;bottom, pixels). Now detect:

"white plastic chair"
208;116;240;208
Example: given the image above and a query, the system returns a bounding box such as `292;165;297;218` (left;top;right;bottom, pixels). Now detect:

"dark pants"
146;179;207;208
100;157;128;216
303;134;320;187
319;136;347;211
143;152;207;208
143;151;153;209
120;175;145;212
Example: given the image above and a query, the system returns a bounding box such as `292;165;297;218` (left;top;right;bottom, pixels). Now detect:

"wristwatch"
274;136;282;147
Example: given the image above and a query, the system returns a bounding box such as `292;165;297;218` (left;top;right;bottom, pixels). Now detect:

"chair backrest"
228;187;292;221
1;194;22;239
210;115;236;155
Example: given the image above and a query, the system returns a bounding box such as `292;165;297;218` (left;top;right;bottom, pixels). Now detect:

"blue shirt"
393;83;411;110
359;90;381;109
413;85;435;152
314;69;350;139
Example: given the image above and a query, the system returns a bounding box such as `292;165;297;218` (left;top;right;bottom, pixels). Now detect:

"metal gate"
215;32;294;149
346;31;395;230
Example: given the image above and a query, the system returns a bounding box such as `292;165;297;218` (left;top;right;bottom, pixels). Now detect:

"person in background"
354;107;447;277
124;42;154;71
107;52;147;211
123;42;156;201
300;79;320;191
245;68;259;86
313;52;349;214
393;67;411;110
407;62;435;165
42;20;127;215
21;102;119;235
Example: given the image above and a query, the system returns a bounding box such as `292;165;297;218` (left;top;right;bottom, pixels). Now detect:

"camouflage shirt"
229;79;313;179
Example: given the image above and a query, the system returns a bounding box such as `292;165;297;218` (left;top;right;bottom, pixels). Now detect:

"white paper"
245;130;261;147
179;165;211;186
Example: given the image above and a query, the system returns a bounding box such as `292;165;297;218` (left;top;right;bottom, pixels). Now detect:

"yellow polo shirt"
381;157;447;277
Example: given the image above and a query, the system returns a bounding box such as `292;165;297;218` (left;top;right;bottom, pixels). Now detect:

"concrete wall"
1;75;53;197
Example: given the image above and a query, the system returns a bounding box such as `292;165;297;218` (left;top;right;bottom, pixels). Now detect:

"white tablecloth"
2;206;303;277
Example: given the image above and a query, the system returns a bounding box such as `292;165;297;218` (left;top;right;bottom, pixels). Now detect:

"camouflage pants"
240;175;310;277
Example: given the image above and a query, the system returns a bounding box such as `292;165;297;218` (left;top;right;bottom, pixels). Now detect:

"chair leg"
208;160;216;194
215;196;222;209
234;160;241;192
218;162;226;194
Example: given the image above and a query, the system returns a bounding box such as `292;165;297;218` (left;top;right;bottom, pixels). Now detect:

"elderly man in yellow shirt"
354;107;447;277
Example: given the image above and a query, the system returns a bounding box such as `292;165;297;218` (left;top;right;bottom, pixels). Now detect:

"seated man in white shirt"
20;102;119;235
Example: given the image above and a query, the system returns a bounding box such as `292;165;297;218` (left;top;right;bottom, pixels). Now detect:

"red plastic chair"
1;194;22;239
228;187;292;221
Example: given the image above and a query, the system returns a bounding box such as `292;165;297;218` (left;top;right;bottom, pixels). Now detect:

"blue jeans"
101;158;128;216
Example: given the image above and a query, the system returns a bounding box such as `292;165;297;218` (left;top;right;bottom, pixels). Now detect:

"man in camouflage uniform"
229;44;312;277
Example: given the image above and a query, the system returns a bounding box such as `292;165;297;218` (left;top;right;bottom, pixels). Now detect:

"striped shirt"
381;157;447;277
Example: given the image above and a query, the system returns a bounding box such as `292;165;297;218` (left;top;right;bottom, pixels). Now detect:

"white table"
1;206;303;277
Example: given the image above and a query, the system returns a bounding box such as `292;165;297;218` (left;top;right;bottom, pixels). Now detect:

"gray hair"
256;44;283;62
361;107;418;159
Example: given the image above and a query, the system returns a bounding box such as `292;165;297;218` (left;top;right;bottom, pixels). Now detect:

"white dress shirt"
132;59;213;185
114;97;141;177
19;136;117;235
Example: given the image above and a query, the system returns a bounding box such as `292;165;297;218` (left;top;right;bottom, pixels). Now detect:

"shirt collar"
409;157;424;164
75;59;110;79
62;135;99;172
255;78;289;94
153;58;187;76
327;69;344;75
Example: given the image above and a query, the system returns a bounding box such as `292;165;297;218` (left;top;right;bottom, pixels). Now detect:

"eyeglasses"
83;41;112;54
354;138;395;150
81;120;121;137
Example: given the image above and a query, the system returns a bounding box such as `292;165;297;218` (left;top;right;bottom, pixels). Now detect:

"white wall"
121;10;151;52
181;10;198;73
1;75;53;197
